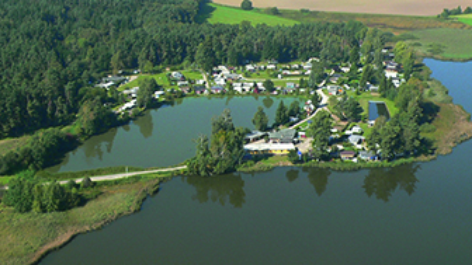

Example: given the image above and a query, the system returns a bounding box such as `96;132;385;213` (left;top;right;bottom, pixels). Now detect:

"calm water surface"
40;60;472;264
48;96;298;172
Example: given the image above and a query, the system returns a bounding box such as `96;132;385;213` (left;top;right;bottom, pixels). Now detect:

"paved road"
290;89;329;129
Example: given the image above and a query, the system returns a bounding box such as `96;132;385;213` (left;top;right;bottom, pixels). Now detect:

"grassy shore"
0;174;168;265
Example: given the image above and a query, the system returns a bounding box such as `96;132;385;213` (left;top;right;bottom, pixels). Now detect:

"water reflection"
303;167;331;196
82;128;119;161
263;97;274;109
285;169;299;182
133;112;153;138
183;174;246;208
362;164;420;202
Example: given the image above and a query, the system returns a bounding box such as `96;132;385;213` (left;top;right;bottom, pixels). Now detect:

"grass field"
196;3;298;26
405;28;472;60
118;70;203;91
453;14;472;26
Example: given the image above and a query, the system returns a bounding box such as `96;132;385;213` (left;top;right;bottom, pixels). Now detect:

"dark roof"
340;151;356;155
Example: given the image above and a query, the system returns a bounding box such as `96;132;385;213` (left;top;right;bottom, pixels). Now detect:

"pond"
368;101;390;121
47;96;300;173
39;59;472;264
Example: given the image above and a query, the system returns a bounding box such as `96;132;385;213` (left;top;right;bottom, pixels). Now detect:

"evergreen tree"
252;106;269;131
275;101;289;126
309;110;332;160
288;101;300;117
263;79;275;92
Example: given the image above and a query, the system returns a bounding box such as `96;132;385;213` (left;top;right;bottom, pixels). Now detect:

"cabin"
269;129;297;143
177;81;189;87
267;64;277;70
327;85;343;95
348;135;365;148
171;71;184;79
154;91;165;99
245;131;267;143
194;86;206;95
211;86;224;94
340;151;356;160
359;150;377;161
244;143;296;155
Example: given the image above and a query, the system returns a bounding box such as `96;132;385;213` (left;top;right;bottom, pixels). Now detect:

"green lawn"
452;14;472;26
406;28;472;60
196;3;298;26
346;91;399;118
118;70;203;91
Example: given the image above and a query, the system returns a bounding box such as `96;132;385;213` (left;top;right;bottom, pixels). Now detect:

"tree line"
2;171;96;213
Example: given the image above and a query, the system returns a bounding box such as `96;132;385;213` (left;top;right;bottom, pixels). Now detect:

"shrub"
240;0;253;10
420;123;437;133
81;177;94;189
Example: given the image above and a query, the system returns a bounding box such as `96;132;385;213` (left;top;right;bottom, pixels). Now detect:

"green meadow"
405;28;472;60
453;14;472;26
196;3;298;26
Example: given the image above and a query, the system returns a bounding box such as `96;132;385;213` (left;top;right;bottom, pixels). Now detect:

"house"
214;78;226;86
154;91;165;99
243;82;254;87
267;64;277;70
327;85;343;95
359;150;377;161
96;81;115;89
303;63;312;70
269;128;297;143
194;86;206;95
211;86;224;93
180;87;190;94
341;66;350;73
244;143;296;155
286;82;296;89
340;151;356;160
368;85;379;92
343;84;351;90
351;125;363;134
245;65;255;72
177;81;189;87
233;82;242;87
329;73;342;83
385;69;398;79
348;135;365;147
224;73;240;80
234;86;246;94
171;71;184;79
291;64;300;69
102;76;127;84
245;131;268;143
196;79;206;85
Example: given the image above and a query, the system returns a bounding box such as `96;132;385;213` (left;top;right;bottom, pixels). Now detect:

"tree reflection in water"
183;173;246;208
133;111;153;139
263;97;274;109
285;168;299;183
362;164;420;202
303;167;331;196
83;127;119;161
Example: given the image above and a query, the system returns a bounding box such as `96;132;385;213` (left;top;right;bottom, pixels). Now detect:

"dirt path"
58;166;187;185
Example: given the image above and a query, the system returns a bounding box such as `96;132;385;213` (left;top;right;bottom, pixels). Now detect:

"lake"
40;59;472;264
48;96;300;173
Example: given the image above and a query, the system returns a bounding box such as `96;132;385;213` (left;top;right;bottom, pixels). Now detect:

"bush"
300;8;310;13
81;177;94;189
240;0;253;10
420;123;437;133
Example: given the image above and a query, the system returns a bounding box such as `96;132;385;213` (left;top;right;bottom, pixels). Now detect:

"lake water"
48;96;299;173
40;59;472;264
